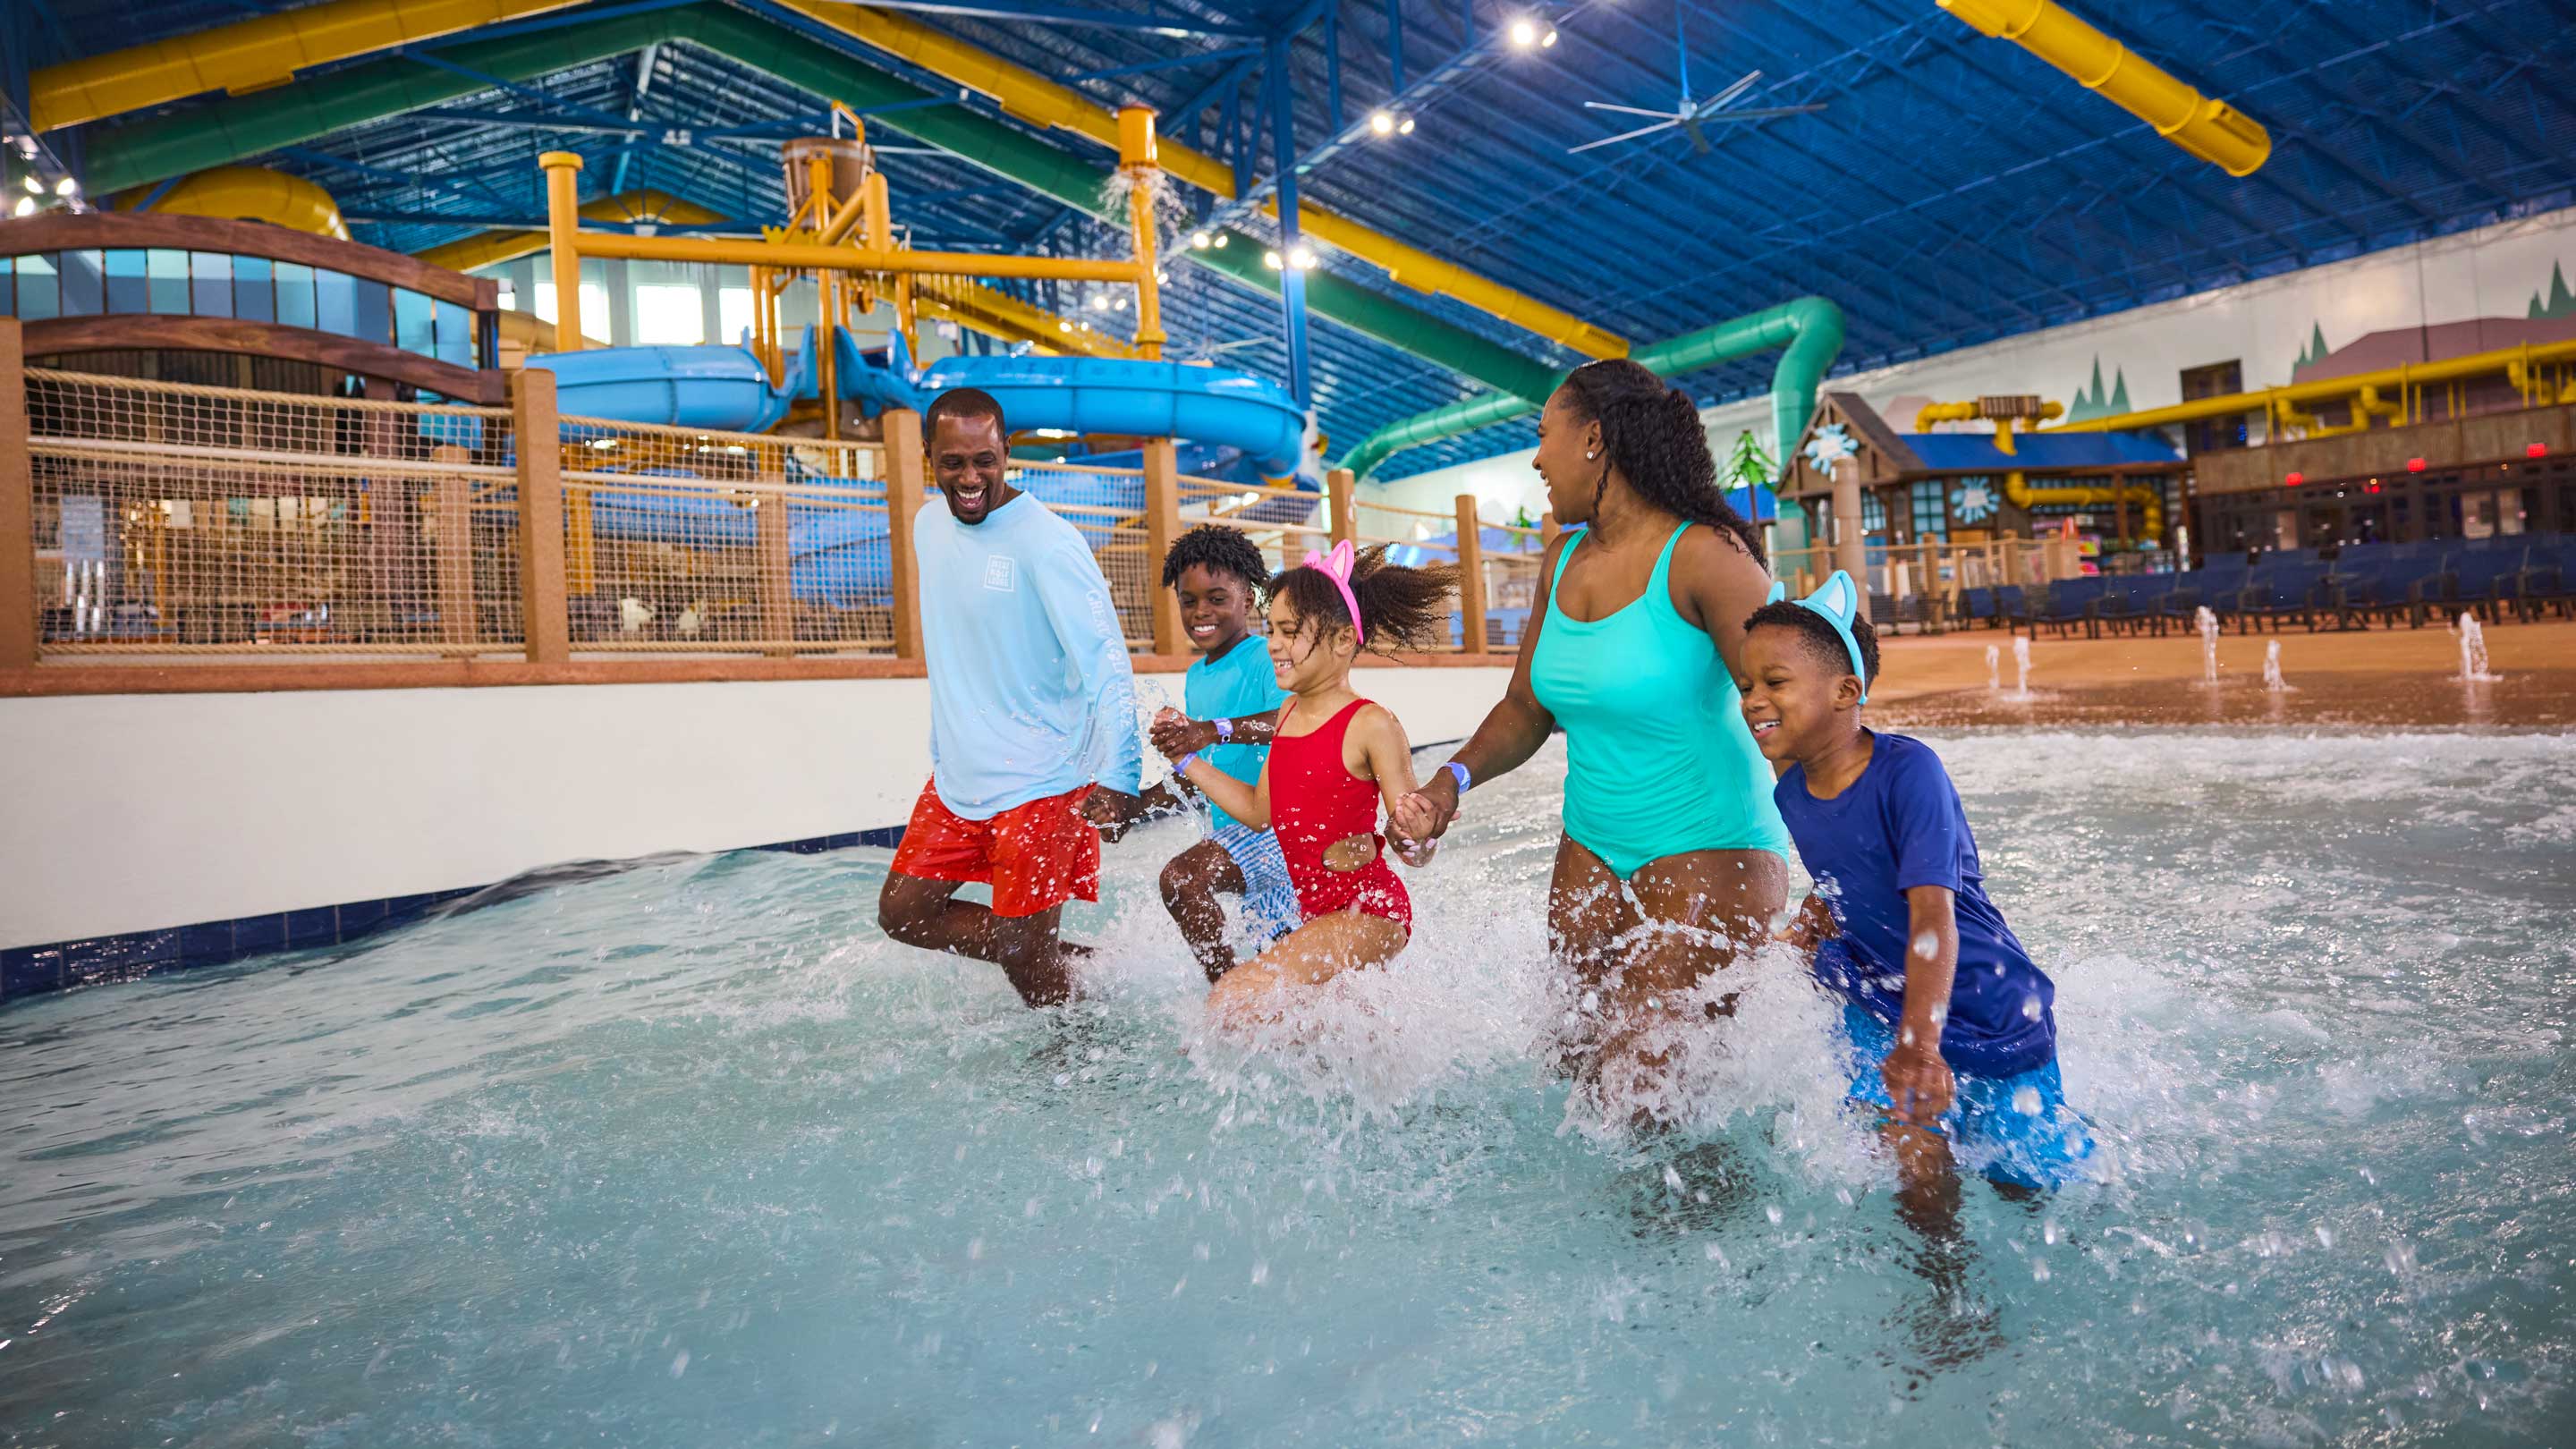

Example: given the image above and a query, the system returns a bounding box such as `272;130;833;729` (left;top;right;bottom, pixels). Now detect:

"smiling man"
877;387;1143;1006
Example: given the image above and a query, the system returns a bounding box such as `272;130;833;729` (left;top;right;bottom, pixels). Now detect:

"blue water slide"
478;326;1318;607
525;327;817;433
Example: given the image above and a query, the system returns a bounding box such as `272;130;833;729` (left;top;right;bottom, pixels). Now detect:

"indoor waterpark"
0;2;2570;1445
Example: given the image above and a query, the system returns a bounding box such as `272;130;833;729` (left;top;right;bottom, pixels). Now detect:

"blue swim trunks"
1838;1004;2097;1191
1209;819;1299;945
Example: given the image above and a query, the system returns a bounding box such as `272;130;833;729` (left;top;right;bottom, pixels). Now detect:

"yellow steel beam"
31;0;586;133
913;275;1147;360
767;0;1629;360
573;228;1148;282
1938;0;2270;177
415;189;726;275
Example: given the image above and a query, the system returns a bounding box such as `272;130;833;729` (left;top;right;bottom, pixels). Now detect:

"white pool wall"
0;667;1512;951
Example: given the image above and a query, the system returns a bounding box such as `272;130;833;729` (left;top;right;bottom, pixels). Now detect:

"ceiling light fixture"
1369;110;1395;136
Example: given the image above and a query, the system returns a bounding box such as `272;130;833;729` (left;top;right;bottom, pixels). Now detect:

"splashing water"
2262;639;2291;692
3;732;2572;1445
2012;633;2032;697
2460;612;2502;682
2197;605;2221;685
1985;643;2001;691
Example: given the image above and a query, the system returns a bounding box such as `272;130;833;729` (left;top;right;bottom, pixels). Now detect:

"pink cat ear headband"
1299;538;1363;647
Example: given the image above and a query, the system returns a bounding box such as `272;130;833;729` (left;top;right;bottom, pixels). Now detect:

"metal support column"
1264;38;1311;409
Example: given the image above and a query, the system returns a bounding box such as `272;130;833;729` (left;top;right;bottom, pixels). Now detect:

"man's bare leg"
878;870;1089;1007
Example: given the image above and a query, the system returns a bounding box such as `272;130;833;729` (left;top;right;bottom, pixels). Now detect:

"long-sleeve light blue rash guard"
915;492;1143;819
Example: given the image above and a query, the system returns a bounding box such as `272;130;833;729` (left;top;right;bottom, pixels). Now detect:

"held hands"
1080;787;1145;843
1880;1040;1956;1128
1385;770;1461;852
1149;708;1217;761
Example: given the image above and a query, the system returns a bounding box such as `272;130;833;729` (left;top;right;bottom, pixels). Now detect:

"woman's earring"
1586;448;1599;460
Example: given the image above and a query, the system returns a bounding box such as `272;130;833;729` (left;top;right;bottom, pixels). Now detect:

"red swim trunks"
888;780;1099;918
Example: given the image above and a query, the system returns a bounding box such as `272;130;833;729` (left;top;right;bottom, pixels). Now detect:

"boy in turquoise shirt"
1090;525;1298;979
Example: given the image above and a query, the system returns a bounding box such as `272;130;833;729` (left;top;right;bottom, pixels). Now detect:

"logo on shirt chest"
982;555;1017;593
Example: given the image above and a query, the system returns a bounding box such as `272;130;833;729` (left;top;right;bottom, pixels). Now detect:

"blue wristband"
1176;751;1202;774
1212;717;1233;744
1445;760;1471;794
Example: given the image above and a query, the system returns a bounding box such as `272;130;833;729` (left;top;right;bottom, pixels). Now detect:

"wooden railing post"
512;368;569;665
1327;466;1357;548
1539;510;1560;549
756;475;793;656
430;444;477;648
882;407;927;660
1830;454;1869;623
1453;492;1488;655
1141;436;1184;656
0;318;35;670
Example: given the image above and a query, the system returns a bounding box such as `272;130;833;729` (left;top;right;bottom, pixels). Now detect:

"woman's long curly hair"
1271;547;1459;657
1558;358;1767;568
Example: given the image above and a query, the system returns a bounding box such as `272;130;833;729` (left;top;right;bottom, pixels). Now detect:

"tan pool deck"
1867;617;2576;729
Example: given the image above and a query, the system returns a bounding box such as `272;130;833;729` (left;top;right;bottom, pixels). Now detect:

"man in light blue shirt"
878;387;1142;1006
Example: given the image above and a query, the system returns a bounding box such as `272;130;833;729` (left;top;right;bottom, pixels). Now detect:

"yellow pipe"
115;166;348;239
2055;336;2576;433
571;228;1148;283
1116;104;1167;361
415;189;724;275
32;0;586;133
1999;470;2162;539
1937;0;2270;177
767;0;1629;360
540;150;585;353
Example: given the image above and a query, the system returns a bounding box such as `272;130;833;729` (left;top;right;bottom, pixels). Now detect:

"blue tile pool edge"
0;823;910;1010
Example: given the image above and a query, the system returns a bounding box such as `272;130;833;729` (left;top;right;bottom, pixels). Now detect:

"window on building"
532;281;613;344
718;286;754;346
1909;479;1948;542
2180;360;2245;454
635;284;705;345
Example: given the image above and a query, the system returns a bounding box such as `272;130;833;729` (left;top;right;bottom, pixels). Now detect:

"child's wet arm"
1182;754;1265;828
1900;885;1961;1046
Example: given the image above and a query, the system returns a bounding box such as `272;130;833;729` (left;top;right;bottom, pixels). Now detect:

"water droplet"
1662;1165;1683;1191
1250;1261;1269;1285
1766;1205;1784;1226
1911;931;1937;959
2012;1085;2042;1115
2021;995;2043;1021
669;1349;691;1377
2315;1224;2335;1249
2043;1219;2061;1245
2031;1261;2052;1283
967;1237;984;1260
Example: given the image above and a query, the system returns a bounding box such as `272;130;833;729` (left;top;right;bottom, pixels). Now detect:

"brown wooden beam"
0;319;34;670
24;315;504;403
0;650;1514;698
0;211;495;309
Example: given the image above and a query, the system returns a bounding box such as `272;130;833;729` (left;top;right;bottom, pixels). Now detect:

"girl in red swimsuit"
1170;540;1460;1028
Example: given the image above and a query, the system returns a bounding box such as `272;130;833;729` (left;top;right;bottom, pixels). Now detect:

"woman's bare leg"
1204;910;1410;1031
1574;848;1789;1119
1546;836;1641;1079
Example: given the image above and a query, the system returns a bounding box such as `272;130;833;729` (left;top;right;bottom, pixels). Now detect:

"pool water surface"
2;730;2571;1447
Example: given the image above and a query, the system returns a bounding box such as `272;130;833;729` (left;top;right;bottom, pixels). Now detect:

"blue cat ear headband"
1763;570;1869;704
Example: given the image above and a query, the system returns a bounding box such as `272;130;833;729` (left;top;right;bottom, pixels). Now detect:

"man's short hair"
924;386;1007;443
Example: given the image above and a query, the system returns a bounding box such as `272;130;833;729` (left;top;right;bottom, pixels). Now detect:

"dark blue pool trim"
0;824;909;1008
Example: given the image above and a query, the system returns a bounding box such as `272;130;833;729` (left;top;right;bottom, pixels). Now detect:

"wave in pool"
2;730;2570;1446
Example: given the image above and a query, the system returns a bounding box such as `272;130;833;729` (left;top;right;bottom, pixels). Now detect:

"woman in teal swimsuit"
1393;360;1788;1105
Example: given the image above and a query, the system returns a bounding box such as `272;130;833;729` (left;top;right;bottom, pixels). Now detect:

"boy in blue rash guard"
877;387;1143;1009
1735;574;2094;1217
1089;525;1300;980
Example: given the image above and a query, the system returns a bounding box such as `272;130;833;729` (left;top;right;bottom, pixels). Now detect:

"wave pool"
4;730;2572;1446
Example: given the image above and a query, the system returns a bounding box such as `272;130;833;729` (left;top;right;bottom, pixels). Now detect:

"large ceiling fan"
1570;8;1825;156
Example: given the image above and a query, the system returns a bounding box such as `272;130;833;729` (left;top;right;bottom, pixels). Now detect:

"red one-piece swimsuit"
1265;697;1412;933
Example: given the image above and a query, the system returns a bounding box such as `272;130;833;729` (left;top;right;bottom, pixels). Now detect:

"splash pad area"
4;731;2570;1446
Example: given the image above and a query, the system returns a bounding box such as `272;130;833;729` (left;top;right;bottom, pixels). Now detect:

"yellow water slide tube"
116;166;349;239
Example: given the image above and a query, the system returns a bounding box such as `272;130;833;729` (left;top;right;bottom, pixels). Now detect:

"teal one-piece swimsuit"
1529;521;1793;879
